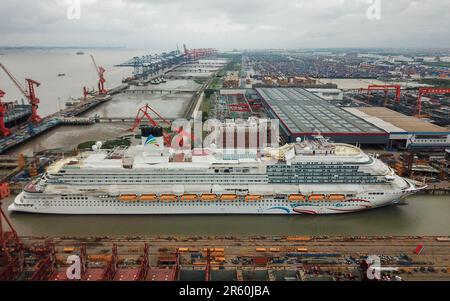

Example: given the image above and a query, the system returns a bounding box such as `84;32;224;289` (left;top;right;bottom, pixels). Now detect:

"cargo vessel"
9;127;424;215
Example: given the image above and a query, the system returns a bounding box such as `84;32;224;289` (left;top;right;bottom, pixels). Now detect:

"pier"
124;88;198;94
0;84;128;154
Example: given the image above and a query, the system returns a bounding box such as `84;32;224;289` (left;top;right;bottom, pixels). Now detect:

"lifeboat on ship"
159;194;178;201
245;194;262;201
288;194;306;201
119;194;137;202
308;194;326;201
200;194;217;201
220;194;237;201
139;194;157;201
328;194;346;201
180;194;197;201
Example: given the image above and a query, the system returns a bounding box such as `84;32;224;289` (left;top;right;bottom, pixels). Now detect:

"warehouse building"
256;88;389;145
347;107;450;150
306;88;344;101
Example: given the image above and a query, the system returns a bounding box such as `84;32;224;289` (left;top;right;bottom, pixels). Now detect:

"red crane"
229;103;251;112
416;87;450;117
101;243;118;281
174;248;181;281
29;241;56;281
129;104;173;146
204;248;211;281
129;104;195;148
0;201;24;281
0;63;42;124
26;79;42;124
183;44;217;61
90;54;107;95
366;85;402;106
136;244;150;281
0;90;11;136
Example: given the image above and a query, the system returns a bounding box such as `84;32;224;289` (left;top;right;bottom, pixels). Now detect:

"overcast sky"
1;0;449;50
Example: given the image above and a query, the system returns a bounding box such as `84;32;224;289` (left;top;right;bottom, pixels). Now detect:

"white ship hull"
9;183;417;215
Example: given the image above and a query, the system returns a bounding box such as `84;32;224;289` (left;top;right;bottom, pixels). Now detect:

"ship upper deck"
47;140;370;174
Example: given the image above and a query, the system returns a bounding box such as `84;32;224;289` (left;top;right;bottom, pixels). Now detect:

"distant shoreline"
0;46;127;50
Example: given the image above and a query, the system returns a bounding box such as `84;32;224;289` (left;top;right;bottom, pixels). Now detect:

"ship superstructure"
9;127;423;215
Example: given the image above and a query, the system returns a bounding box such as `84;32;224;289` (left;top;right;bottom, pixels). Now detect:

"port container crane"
90;54;107;95
0;63;42;124
183;44;217;61
415;87;450;117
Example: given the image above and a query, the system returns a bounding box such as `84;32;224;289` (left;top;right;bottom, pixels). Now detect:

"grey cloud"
0;0;449;48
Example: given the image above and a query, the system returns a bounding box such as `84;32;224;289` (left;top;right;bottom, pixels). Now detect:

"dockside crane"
101;244;118;281
365;85;402;106
0;201;24;281
183;44;217;61
29;241;56;281
129;104;173;146
90;55;107;95
136;244;150;281
204;248;211;281
0;63;42;124
0;90;11;136
415;87;450;118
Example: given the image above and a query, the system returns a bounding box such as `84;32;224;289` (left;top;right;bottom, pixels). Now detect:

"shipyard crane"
0;90;11;136
0;201;24;281
365;85;402;106
90;54;107;95
204;248;211;281
415;87;450;117
136;244;150;281
0;63;42;124
101;244;118;281
129;104;173;146
182;44;217;61
29;241;56;281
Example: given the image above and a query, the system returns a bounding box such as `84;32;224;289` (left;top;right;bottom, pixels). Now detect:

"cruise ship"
9;127;423;215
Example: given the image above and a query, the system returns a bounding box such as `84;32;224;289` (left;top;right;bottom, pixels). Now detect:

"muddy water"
2;195;449;237
5;123;132;156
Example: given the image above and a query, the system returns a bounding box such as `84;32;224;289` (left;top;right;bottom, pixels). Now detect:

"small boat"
160;194;177;201
288;194;306;201
58;73;66;77
139;194;157;201
76;51;85;55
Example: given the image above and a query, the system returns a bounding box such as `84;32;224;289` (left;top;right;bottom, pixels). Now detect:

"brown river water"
2;195;449;237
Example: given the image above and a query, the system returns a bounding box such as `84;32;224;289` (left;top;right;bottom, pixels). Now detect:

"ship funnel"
140;126;164;150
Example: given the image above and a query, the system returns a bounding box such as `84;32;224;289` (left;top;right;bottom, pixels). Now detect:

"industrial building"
256;88;389;145
306;88;344;101
347;107;450;150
